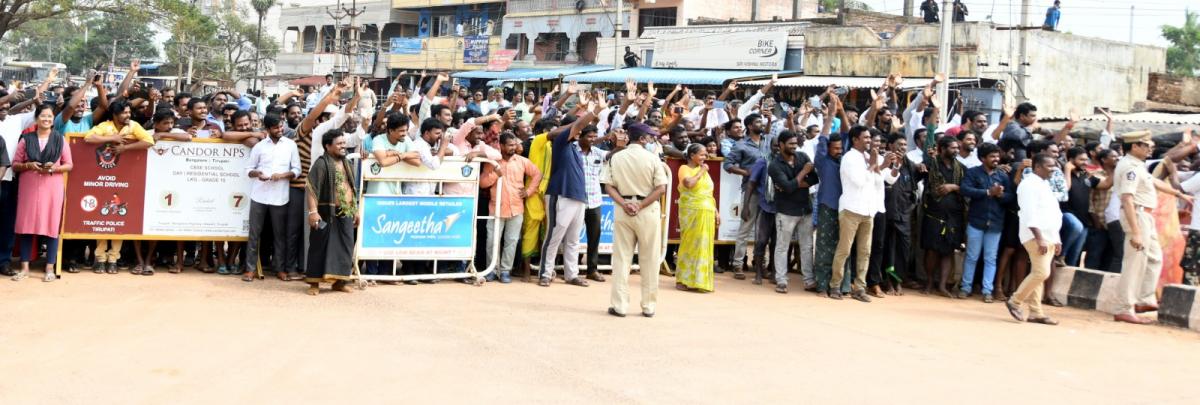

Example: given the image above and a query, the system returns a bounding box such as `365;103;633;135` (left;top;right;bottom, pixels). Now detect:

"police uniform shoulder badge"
1126;171;1136;181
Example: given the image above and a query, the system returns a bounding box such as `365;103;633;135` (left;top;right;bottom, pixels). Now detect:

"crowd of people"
0;62;1196;324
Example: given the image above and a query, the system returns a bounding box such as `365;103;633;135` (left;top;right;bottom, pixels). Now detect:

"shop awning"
741;76;979;90
564;67;797;86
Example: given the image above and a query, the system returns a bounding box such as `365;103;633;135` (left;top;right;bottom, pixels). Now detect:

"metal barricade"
354;156;503;285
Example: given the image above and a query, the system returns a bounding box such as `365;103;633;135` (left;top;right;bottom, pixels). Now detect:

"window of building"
638;7;677;36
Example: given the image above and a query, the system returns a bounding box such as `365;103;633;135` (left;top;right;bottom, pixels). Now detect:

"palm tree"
251;0;278;91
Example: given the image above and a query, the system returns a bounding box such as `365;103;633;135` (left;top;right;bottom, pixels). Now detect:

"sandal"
1027;317;1059;326
131;264;144;275
217;265;232;275
306;286;320;296
565;278;589;287
142;266;155;276
276;272;289;281
676;283;689;291
105;263;118;275
169;265;182;274
43;272;56;282
332;281;352;293
65;264;80;274
241;272;254;282
11;270;28;281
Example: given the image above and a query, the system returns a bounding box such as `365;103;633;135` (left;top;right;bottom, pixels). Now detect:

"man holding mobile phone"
245;114;301;282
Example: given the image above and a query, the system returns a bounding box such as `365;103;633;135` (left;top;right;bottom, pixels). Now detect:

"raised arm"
426;73;447;103
300;78;349;135
115;59;140;99
718;81;737;102
991;102;1014;142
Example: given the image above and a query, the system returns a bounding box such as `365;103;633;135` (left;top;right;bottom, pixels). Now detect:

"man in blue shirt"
813;104;846;294
538;103;599;287
1043;1;1061;31
722;113;770;279
958;143;1014;302
746;141;777;285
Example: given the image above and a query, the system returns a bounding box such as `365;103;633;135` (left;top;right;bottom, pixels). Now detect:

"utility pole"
615;0;623;69
326;0;365;78
935;0;953;122
904;0;914;17
1016;0;1030;103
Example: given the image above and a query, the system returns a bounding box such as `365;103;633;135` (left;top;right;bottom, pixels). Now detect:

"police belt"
621;195;648;201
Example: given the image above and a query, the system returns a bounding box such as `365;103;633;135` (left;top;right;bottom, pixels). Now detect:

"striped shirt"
290;109;349;188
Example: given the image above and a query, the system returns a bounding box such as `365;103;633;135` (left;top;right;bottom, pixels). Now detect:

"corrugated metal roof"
1080;112;1200;125
564;67;796;85
741;76;979;89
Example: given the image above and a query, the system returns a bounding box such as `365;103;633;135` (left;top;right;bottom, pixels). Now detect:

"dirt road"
2;270;1197;404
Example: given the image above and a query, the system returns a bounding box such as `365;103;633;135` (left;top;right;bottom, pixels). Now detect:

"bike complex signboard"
61;136;254;241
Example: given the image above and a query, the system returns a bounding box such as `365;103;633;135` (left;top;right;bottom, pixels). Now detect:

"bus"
0;60;67;84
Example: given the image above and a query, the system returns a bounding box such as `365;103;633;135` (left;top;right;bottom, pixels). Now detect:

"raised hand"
567;80;579;95
727;80;738;93
647;81;656;96
594;96;609;114
625;77;637;94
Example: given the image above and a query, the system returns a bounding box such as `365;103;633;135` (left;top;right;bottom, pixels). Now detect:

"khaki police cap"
1120;130;1152;144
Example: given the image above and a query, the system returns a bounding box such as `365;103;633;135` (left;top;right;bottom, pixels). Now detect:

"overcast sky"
856;0;1191;48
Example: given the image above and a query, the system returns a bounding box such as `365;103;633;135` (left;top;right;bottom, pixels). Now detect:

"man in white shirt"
244;114;302;282
0;85;45;275
830;126;888;302
1006;153;1062;325
956;131;981;169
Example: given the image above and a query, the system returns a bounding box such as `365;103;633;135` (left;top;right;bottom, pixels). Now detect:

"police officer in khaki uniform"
1112;130;1192;324
602;123;669;318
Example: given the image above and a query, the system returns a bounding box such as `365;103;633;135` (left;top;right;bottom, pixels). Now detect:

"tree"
1163;11;1200;77
7;12;157;72
0;0;164;44
250;0;278;91
194;8;279;87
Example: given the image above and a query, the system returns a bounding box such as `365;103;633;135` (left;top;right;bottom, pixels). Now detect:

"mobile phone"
713;101;726;109
318;220;328;230
674;106;684;114
515;109;524;118
808;96;823;111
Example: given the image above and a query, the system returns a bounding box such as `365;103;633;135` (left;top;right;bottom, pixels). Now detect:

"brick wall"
1148;72;1200;107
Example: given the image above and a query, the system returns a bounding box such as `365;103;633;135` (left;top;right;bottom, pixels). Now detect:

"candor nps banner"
61;136;253;240
358;195;477;260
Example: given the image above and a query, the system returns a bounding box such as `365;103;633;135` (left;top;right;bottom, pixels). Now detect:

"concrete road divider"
1159;284;1200;332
